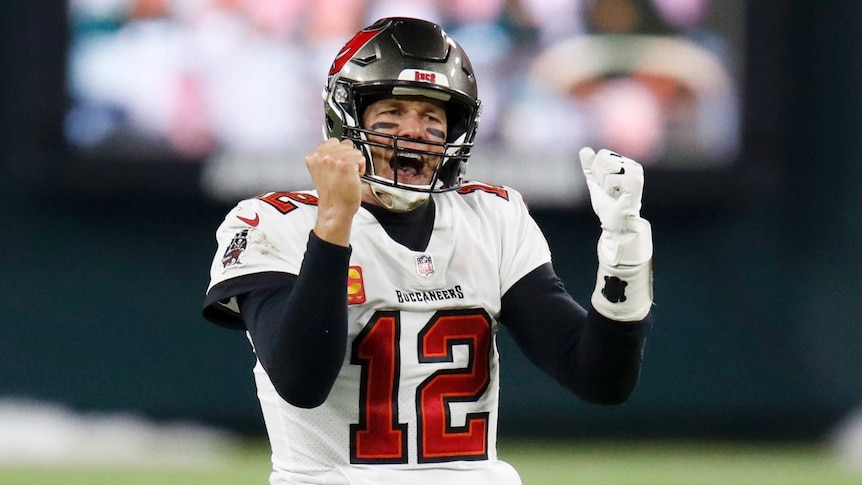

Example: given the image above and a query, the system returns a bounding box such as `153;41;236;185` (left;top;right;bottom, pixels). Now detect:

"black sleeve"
209;231;351;409
500;262;652;405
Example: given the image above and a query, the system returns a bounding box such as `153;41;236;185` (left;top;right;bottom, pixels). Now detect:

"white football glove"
580;147;653;321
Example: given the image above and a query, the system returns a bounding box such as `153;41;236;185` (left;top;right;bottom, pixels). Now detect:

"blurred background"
1;0;861;465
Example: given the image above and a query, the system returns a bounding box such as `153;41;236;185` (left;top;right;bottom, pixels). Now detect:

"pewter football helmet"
323;17;482;211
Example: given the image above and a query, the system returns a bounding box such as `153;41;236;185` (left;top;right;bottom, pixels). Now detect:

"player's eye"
377;107;402;117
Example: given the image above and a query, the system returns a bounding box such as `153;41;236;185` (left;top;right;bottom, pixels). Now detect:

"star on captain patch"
415;254;435;277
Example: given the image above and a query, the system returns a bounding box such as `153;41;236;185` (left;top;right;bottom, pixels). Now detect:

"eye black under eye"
426;128;445;139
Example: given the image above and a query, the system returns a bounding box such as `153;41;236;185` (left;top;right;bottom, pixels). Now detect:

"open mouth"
390;153;426;183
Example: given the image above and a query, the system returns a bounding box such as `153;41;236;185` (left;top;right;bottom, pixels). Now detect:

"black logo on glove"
601;276;628;303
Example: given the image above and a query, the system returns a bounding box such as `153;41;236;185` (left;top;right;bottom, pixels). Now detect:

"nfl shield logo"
415;254;435;277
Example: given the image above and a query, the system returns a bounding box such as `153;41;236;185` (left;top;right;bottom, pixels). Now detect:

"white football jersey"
206;182;552;485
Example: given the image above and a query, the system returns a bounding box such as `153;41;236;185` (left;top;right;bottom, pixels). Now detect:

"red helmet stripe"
329;26;386;76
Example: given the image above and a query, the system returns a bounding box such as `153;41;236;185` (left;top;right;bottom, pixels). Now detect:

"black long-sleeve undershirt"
238;232;351;408
230;233;650;408
499;265;651;404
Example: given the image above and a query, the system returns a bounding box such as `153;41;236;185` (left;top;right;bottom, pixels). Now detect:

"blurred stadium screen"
64;0;745;206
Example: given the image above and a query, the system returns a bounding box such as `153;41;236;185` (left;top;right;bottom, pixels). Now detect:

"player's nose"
396;111;425;139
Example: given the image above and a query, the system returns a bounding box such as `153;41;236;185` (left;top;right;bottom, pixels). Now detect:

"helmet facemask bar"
343;125;473;193
325;79;479;210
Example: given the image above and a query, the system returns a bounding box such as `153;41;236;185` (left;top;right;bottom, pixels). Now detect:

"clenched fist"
580;147;653;321
306;138;366;246
579;147;644;234
579;147;651;267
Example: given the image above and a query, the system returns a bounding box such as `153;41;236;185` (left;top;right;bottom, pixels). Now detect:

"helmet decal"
398;69;449;87
329;25;386;77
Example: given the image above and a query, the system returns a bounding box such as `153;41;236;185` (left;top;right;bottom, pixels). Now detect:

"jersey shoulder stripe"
452;181;533;219
456;181;511;201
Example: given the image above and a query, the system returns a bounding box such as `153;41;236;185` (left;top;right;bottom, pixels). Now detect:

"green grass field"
0;439;858;485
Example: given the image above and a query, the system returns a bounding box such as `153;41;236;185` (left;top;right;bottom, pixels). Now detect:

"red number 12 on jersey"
350;309;492;464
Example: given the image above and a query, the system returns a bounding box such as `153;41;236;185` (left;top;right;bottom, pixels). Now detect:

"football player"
203;17;653;485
